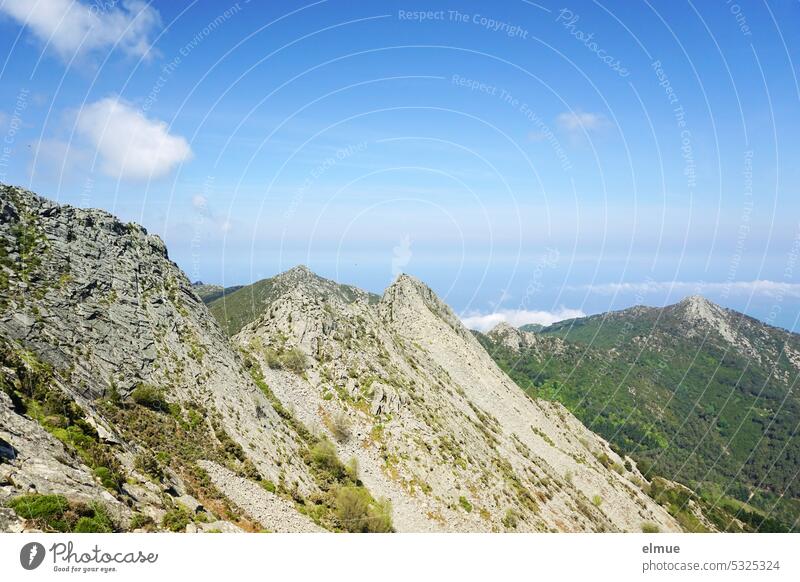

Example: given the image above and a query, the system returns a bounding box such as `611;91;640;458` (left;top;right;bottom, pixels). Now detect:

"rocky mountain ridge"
222;267;681;532
1;184;685;532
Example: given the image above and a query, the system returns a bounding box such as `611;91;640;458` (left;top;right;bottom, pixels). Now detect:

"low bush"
280;348;308;374
335;487;393;533
134;451;164;481
7;494;115;532
162;505;191;532
331;412;352;443
130;384;168;411
310;439;344;476
129;513;156;531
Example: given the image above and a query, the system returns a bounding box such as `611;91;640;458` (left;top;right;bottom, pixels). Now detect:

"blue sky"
1;0;799;330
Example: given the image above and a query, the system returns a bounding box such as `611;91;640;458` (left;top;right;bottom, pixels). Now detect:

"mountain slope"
221;267;682;532
0;184;365;532
477;297;800;531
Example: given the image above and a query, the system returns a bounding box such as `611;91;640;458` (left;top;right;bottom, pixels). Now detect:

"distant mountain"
477;296;800;531
519;323;545;333
191;281;242;304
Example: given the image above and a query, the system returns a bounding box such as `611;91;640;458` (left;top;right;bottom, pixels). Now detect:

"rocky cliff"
0;184;324;532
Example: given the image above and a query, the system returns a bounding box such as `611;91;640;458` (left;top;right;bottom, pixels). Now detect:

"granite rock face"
231;269;681;532
0;184;316;531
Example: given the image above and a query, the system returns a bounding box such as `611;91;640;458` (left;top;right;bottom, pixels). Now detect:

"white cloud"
0;0;160;61
574;280;800;299
556;111;608;133
461;307;586;332
76;97;191;179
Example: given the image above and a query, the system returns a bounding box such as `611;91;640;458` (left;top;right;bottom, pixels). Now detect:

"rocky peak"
672;294;740;345
488;321;517;336
485;320;565;354
382;273;471;341
486;322;526;351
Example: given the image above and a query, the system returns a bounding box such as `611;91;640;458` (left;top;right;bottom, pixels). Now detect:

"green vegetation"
130;384;169;411
502;508;520;529
335;487;393;533
7;494;114;533
134;451;164;482
101;393;262;532
162;505;192;532
192;283;242;304
0;341;124;492
477;303;800;532
279;347;308;374
458;496;473;513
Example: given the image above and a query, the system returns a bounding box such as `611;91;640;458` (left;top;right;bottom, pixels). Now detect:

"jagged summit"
487;321;518;336
207;265;376;336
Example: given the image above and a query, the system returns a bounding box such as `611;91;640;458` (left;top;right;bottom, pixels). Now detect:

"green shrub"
592;495;603;507
8;494;70;529
458;496;473;512
502;508;519;529
367;497;393;533
129;513;155;531
134;452;164;481
280;348;307;374
331;412;352;443
264;349;282;369
130;384;168;411
162;506;191;532
311;439;342;474
94;466;122;490
7;494;114;532
346;457;359;482
73;505;113;533
641;522;660;533
334;487;393;533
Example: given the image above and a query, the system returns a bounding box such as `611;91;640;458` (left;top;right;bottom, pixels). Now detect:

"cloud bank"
0;0;160;61
76;97;191;180
461;307;586;332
